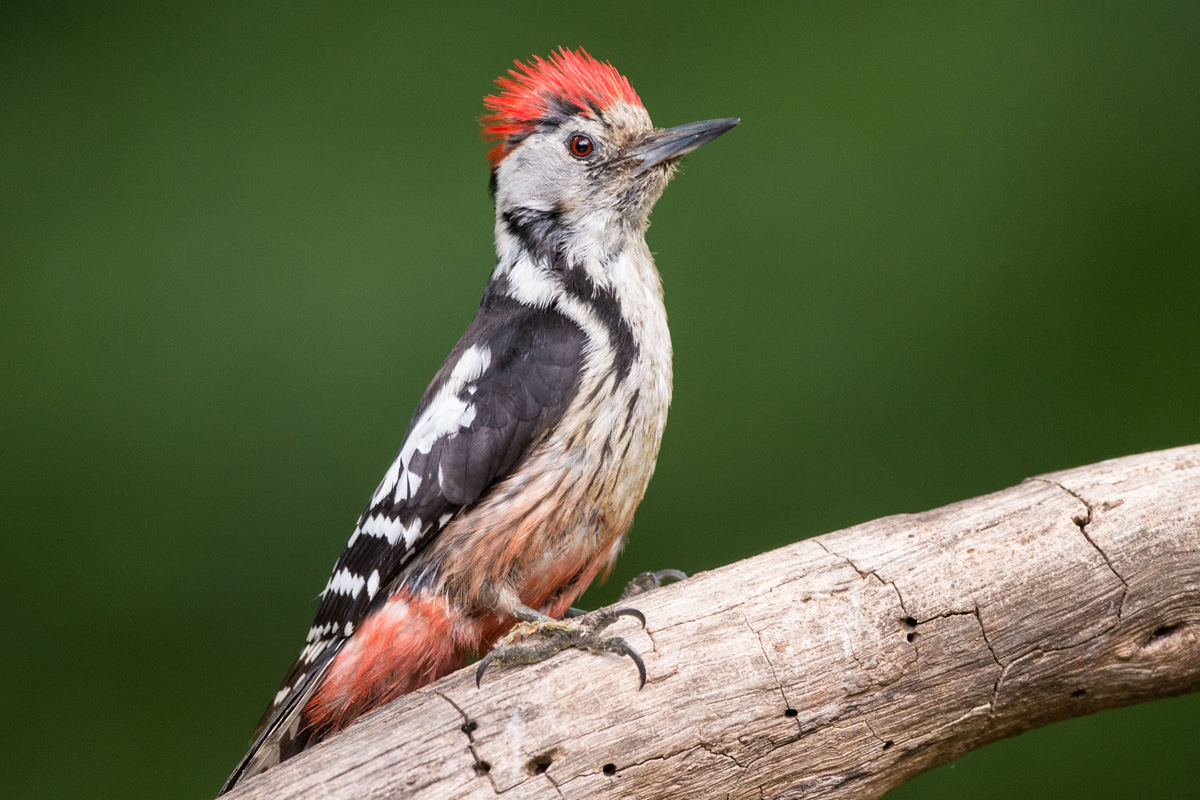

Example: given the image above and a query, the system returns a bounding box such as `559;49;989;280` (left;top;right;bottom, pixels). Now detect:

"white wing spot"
274;671;306;706
366;569;380;599
370;455;404;507
401;518;423;548
449;344;492;392
300;638;331;663
361;514;405;544
306;621;337;642
403;469;421;498
326;568;366;598
368;347;487;511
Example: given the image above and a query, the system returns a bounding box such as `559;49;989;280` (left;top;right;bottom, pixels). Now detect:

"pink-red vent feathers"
482;48;642;166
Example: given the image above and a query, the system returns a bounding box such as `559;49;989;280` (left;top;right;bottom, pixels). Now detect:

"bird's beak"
626;117;740;175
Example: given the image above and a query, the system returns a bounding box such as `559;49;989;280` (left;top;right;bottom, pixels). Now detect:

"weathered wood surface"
226;445;1200;799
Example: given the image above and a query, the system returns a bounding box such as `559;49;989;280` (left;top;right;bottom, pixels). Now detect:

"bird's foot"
619;568;687;601
561;569;687;618
476;607;648;689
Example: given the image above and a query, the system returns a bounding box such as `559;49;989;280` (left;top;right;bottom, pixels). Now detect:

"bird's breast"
423;244;672;612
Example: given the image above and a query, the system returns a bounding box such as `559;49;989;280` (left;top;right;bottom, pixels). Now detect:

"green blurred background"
3;2;1198;797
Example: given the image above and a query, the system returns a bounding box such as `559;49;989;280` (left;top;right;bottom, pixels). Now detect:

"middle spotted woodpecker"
222;48;737;792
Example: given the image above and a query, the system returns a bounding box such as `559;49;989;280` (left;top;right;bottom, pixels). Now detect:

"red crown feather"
482;48;642;166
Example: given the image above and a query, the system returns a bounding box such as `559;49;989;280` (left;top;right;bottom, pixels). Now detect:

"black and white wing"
223;290;585;791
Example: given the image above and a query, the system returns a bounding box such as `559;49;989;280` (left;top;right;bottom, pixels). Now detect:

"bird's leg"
476;606;649;689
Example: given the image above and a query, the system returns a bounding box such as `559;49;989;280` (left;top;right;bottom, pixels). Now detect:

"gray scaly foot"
476;607;648;689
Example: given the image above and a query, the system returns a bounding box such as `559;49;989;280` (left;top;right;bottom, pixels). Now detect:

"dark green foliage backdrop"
2;3;1197;798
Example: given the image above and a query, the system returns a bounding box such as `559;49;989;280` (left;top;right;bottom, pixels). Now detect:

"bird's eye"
568;134;594;159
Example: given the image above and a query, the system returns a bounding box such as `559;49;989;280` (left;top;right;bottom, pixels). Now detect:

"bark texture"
225;445;1200;799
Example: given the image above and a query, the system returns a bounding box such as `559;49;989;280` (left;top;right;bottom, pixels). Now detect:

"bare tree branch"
225;445;1200;799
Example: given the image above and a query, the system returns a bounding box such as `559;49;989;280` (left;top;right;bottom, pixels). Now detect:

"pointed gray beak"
626;117;740;175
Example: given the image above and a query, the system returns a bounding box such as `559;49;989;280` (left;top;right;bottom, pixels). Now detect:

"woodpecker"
221;48;737;793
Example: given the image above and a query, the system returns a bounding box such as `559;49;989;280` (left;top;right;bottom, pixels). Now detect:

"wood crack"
1031;478;1129;619
741;611;793;717
433;691;502;794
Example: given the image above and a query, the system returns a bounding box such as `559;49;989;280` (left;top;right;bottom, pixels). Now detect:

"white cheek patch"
505;258;560;307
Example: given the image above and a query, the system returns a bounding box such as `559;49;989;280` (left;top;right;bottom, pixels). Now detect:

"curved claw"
651;568;688;584
611;607;647;628
610;638;647;689
475;653;494;688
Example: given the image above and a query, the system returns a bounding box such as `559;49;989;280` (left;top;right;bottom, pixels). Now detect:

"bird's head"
482;48;737;238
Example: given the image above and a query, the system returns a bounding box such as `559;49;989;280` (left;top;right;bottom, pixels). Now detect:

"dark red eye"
568;134;594;158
